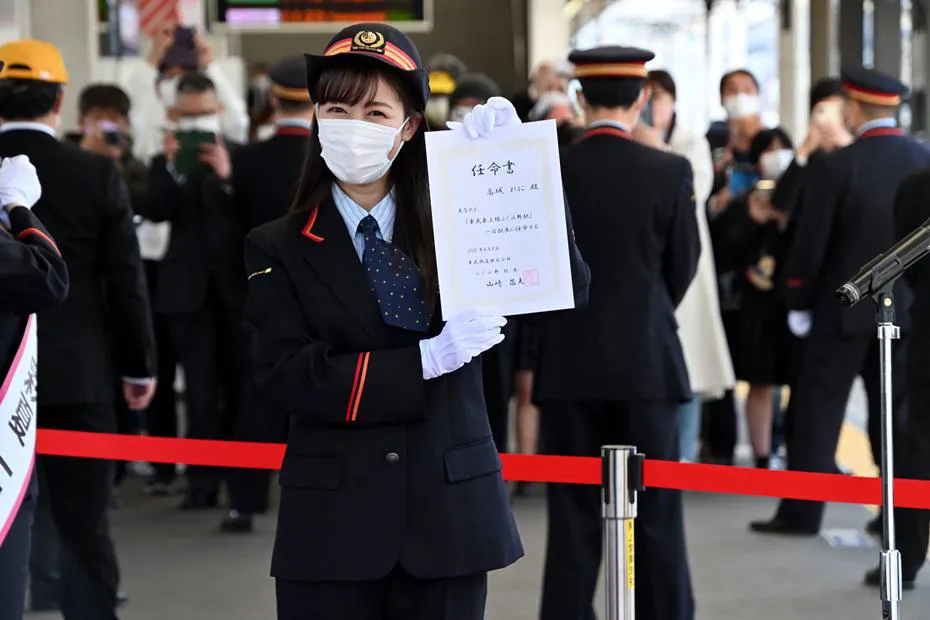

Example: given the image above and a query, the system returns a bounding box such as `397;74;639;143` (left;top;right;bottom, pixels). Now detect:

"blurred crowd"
2;18;929;620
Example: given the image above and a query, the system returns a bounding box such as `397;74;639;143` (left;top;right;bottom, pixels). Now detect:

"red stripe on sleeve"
346;353;365;422
16;227;61;257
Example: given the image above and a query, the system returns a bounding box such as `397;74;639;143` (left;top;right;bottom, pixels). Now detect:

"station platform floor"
24;381;930;619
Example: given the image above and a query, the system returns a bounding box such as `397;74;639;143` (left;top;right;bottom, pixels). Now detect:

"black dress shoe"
179;490;218;511
864;566;915;591
144;479;173;497
220;510;254;533
749;517;819;536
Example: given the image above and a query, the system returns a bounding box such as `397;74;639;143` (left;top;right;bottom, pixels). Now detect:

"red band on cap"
843;82;901;106
575;62;647;79
323;38;417;72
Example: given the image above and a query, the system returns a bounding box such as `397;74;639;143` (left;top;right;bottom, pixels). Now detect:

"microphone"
836;216;930;307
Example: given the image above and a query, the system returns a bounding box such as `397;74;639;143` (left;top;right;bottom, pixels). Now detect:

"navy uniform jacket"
784;128;930;336
0;207;69;371
533;125;700;403
244;192;588;582
0;130;155;412
894;169;930;366
232;125;310;231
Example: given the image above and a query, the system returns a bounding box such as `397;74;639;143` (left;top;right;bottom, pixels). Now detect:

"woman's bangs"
316;64;382;107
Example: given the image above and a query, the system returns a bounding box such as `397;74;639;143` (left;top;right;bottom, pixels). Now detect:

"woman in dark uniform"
244;23;587;620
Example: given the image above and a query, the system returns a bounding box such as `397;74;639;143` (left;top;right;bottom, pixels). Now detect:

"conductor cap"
269;55;311;102
568;46;654;81
841;65;908;107
305;23;429;108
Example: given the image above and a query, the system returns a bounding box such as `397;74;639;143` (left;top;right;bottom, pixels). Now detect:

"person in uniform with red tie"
533;46;700;620
244;23;588;619
222;55;315;534
751;67;930;541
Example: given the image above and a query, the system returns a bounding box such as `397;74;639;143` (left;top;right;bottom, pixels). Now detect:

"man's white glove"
446;96;521;139
0;155;42;209
788;310;812;338
419;310;506;380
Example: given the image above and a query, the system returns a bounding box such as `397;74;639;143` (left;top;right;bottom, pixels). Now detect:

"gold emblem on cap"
352;30;386;53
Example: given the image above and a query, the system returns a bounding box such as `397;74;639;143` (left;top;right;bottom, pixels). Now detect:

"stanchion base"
880;550;902;620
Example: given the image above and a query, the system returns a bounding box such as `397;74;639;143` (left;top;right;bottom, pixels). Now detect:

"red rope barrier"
36;430;930;509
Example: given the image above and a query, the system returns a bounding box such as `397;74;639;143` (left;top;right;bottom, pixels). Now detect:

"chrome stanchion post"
602;446;644;620
874;289;902;620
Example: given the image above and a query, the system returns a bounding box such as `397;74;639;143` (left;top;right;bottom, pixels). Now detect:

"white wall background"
573;0;783;138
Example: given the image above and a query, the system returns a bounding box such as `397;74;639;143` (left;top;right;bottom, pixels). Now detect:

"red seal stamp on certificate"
523;269;539;286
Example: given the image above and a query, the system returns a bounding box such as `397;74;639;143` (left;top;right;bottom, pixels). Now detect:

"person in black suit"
750;66;930;538
139;72;248;511
869;168;930;591
222;56;313;534
0;155;69;620
245;23;587;619
0;40;156;620
534;47;700;620
768;78;851;466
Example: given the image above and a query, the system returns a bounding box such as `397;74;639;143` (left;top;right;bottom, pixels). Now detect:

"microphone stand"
871;283;902;620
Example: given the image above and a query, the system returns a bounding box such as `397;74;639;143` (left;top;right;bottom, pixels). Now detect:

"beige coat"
669;125;735;398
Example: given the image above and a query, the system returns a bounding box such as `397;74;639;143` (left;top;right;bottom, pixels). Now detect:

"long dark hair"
291;62;438;304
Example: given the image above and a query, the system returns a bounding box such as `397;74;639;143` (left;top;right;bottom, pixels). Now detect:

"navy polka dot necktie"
358;215;430;332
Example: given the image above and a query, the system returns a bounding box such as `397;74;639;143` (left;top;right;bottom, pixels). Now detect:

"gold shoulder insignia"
248;267;272;280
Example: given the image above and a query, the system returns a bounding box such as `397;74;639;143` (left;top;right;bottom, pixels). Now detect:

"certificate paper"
426;119;574;320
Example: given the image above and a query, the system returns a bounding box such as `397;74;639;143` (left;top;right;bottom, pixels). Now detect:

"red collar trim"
583;127;632;141
301;207;325;243
276;126;311;137
859;127;903;139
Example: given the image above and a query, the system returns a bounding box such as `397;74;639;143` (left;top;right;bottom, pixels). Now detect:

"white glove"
446;96;521;139
0;155;41;209
419;309;506;380
788;310;812;338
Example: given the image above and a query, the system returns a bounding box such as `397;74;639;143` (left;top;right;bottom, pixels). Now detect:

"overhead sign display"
216;0;430;30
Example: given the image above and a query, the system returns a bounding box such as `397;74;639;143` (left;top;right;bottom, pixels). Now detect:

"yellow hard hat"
0;39;69;84
428;71;456;96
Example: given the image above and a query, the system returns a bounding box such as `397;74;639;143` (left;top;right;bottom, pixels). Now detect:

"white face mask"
158;75;181;108
723;93;760;119
317;116;408;185
176;114;221;134
449;105;474;123
759;148;794;180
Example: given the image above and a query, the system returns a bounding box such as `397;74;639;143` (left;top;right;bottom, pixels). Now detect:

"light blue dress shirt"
276;118;313;130
331;183;396;261
588;119;630;132
857;117;898;136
